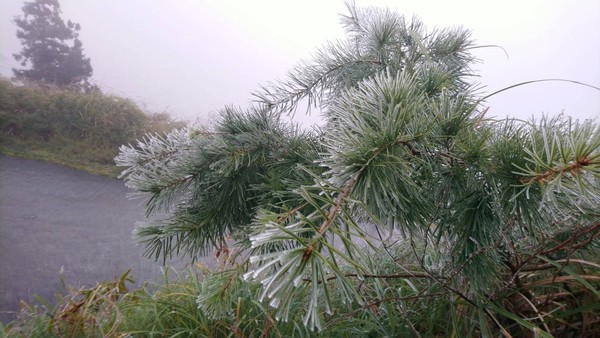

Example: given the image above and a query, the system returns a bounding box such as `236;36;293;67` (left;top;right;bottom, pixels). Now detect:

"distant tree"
12;0;93;90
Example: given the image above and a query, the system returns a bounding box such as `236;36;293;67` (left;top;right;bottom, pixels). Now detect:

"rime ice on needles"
117;3;600;334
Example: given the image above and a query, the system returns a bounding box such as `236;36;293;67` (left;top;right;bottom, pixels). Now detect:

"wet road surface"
0;155;193;323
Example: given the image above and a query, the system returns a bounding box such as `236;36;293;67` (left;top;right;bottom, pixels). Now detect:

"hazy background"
1;0;598;125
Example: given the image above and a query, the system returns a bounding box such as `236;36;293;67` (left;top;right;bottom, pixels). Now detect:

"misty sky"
1;0;599;125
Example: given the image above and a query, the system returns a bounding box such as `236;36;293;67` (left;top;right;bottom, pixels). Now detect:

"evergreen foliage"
115;4;600;336
12;0;93;90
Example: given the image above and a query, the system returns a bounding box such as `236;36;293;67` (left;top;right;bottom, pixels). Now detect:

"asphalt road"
0;155;193;324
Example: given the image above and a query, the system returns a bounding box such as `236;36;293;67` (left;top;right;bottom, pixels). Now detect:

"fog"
1;0;598;125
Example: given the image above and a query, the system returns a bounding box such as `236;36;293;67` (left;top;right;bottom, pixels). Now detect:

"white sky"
1;0;599;125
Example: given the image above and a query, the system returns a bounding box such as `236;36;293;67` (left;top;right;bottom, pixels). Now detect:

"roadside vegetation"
0;77;186;176
2;3;599;337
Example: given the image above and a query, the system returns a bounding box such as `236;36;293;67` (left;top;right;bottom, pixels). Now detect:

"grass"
0;138;124;177
5;245;597;337
1;265;283;337
0;77;186;177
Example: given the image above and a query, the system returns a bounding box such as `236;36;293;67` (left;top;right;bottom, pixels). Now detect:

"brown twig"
301;272;445;283
303;173;361;262
519;157;595;184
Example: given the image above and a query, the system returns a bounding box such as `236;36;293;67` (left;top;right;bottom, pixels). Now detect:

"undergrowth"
0;77;186;176
3;240;598;337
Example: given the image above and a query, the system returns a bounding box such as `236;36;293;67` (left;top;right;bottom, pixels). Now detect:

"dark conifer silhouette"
13;0;93;90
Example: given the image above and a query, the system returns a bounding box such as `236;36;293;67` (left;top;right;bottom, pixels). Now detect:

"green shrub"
0;77;186;176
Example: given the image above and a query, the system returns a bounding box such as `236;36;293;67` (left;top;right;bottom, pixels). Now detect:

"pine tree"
116;4;600;336
13;0;93;90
